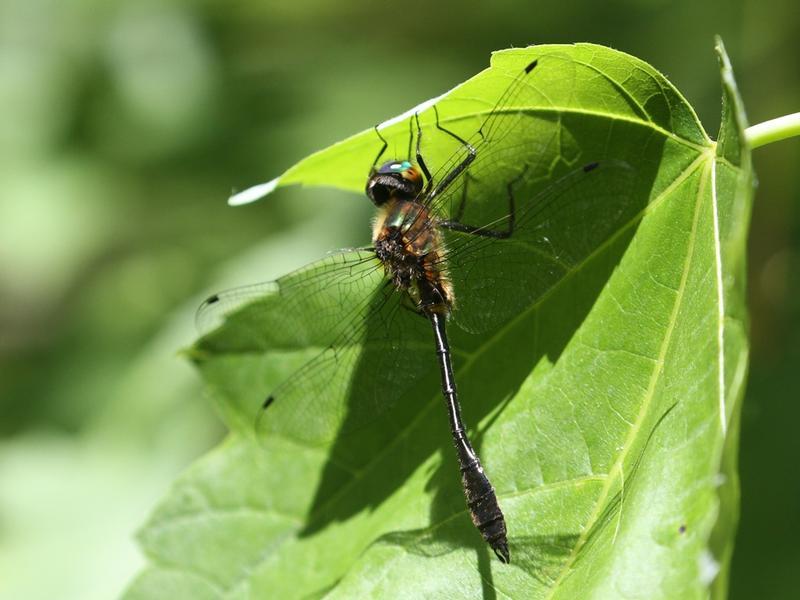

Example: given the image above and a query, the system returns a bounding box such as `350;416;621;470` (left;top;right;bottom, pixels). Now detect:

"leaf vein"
542;153;710;598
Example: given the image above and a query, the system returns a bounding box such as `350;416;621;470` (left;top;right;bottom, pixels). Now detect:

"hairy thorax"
372;199;453;314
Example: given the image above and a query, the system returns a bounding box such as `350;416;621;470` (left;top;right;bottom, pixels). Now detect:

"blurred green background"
0;1;797;598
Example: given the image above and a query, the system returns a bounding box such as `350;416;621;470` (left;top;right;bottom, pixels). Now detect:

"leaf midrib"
543;153;713;597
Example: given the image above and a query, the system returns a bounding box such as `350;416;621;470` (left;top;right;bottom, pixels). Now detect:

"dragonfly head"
366;160;423;205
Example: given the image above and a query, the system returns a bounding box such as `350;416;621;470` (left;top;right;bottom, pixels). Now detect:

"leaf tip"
228;177;281;206
713;36;732;74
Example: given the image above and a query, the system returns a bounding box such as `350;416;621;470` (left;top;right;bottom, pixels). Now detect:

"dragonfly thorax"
372;198;453;314
366;160;423;205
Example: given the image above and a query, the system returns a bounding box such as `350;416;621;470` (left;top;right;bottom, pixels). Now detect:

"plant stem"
745;112;800;149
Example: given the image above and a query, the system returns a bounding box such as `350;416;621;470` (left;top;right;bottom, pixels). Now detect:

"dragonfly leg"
369;125;389;174
425;106;476;201
414;112;434;195
449;171;474;223
400;302;425;319
433;103;471;147
438;165;529;239
406;114;414;166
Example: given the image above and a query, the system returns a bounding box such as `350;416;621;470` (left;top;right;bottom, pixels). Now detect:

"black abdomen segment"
427;310;509;563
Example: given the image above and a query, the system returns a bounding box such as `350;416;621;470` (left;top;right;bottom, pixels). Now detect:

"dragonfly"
197;56;637;564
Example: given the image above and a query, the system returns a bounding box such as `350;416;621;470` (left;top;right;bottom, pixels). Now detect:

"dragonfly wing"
197;250;383;351
417;53;576;226
256;304;433;445
444;160;641;334
195;250;434;445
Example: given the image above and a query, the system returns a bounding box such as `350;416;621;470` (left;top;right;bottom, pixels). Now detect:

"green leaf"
125;42;753;598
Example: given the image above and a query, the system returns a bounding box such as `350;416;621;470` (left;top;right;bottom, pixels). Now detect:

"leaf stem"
745;112;800;149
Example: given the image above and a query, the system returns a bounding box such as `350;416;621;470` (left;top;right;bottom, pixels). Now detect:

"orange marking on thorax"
372;199;454;312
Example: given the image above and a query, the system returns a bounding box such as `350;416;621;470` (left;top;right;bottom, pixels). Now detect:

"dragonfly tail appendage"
461;458;509;563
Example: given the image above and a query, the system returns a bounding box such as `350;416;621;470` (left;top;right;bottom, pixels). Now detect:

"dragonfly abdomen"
429;311;510;563
461;458;509;562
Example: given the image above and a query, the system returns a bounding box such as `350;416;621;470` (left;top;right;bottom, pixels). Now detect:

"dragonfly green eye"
377;159;413;175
